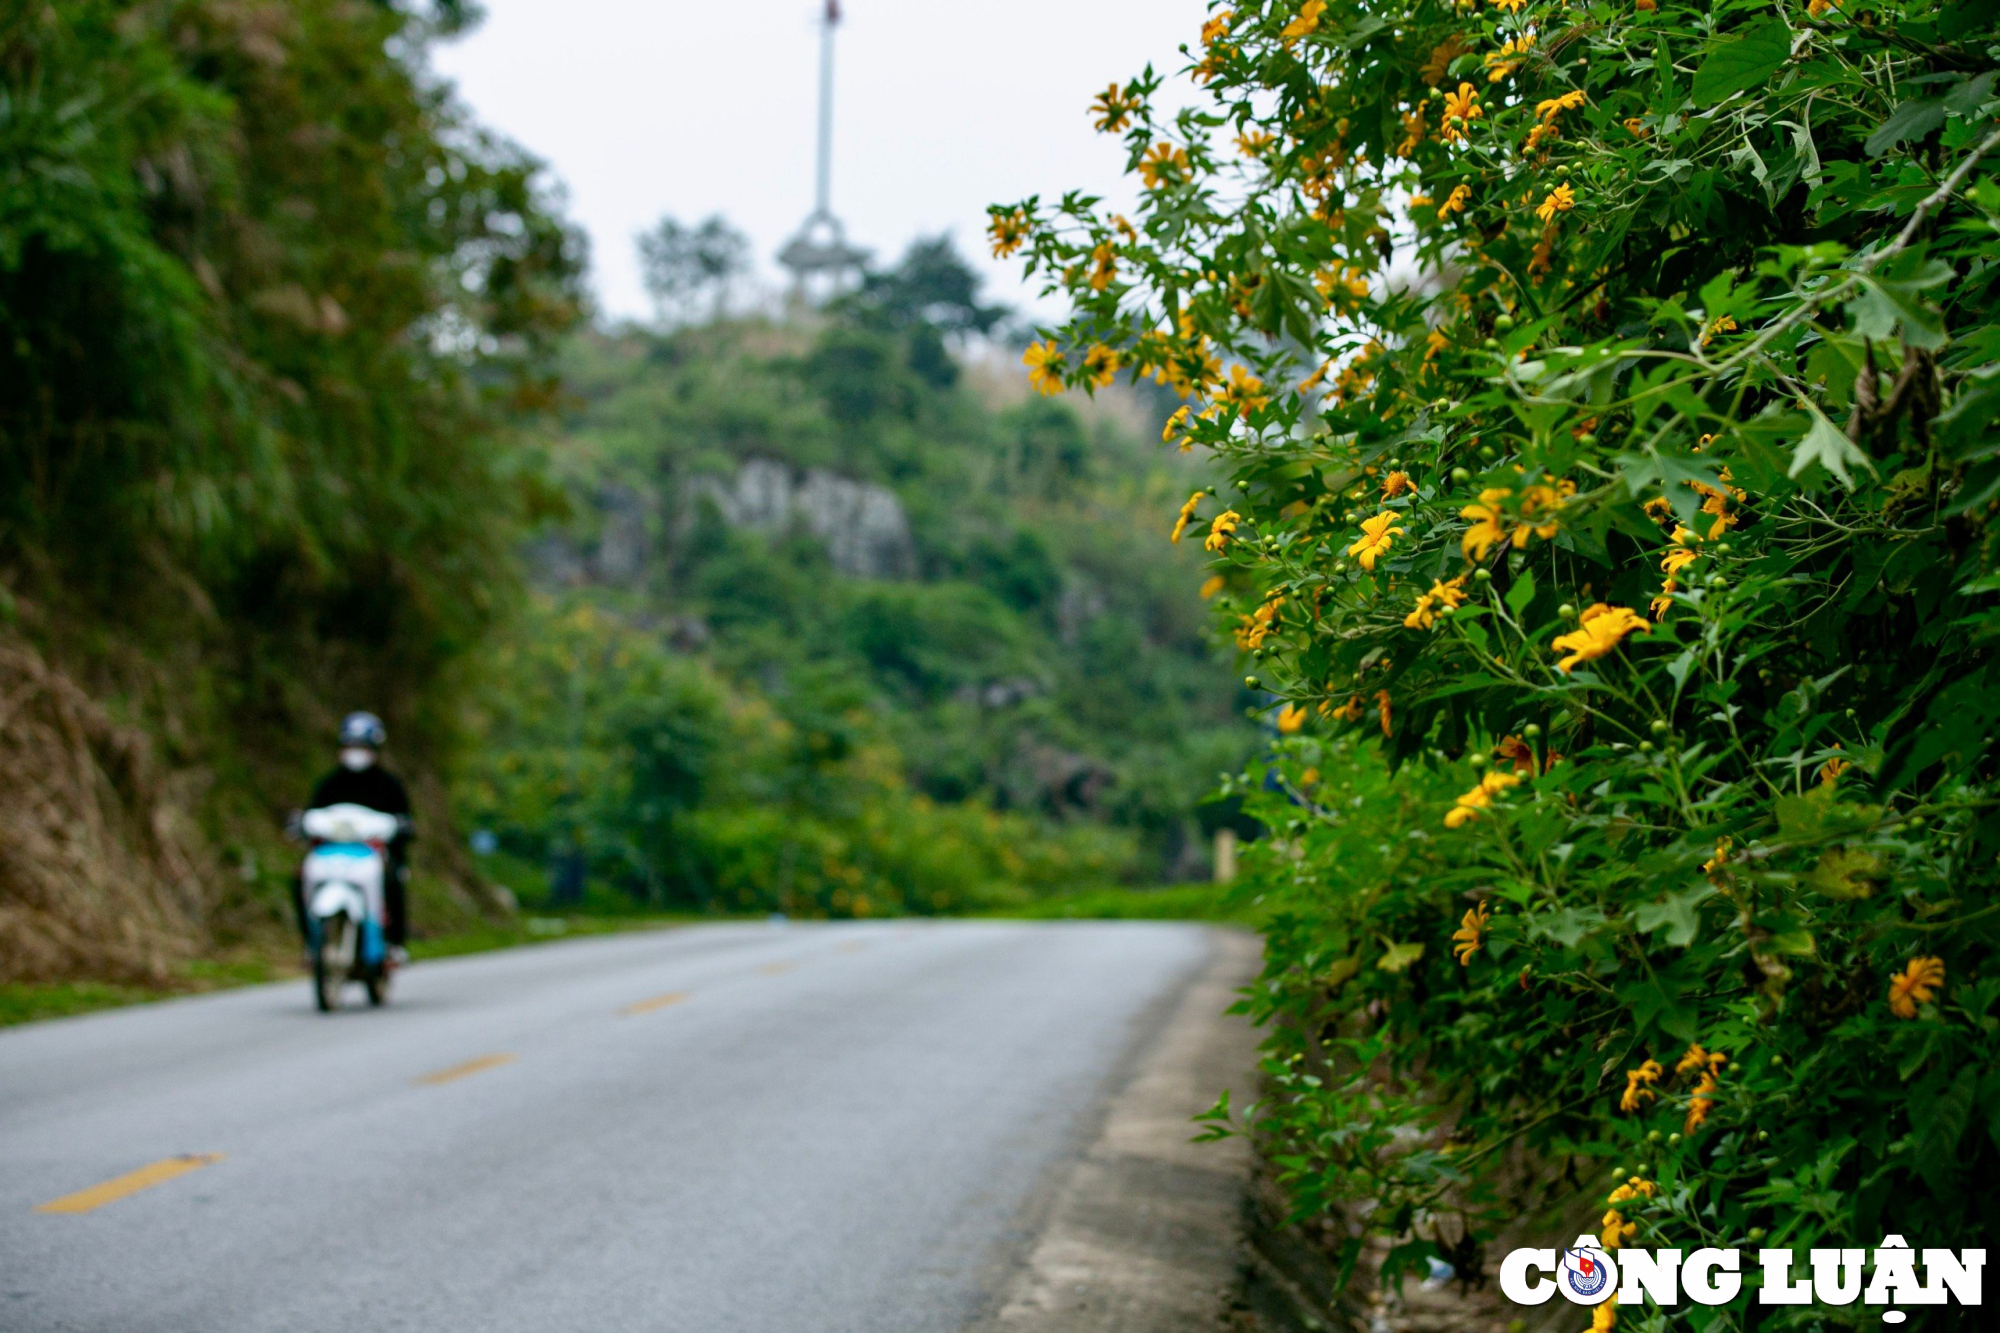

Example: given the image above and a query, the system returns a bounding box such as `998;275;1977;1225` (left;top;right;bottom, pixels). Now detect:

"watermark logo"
1500;1236;1984;1324
1557;1240;1616;1305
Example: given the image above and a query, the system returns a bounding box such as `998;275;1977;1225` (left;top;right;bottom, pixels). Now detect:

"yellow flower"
1440;183;1472;216
1534;183;1576;222
1236;128;1275;156
1404;576;1468;629
1170;491;1204;544
1820;747;1850;786
1420;35;1469;85
1425;329;1451;362
1394;106;1426;158
1534;89;1586;122
1643;496;1675;523
1204;510;1242;553
1601;1210;1637;1248
1807;0;1837;15
1490;0;1528;12
1625;116;1652;138
1444;768;1521;828
1276;703;1307;734
1889;956;1946;1018
1607;1176;1658;1205
1592;1296;1619;1333
1382;470;1414;499
1483;32;1535;82
1619;1059;1662;1113
1088;241;1118;292
1346;511;1406;570
1551;603;1650;673
1451;900;1491;963
1163;404;1192;445
1091;83;1137;133
1198;574;1226;599
1700;314;1738;347
1325;695;1365;722
1440;82;1484;141
1281;0;1326;47
1023;340;1065;394
1140;143;1190;189
1083;344;1120;388
1200;10;1234;46
1376;689;1393;737
1236;594;1284;650
1653;525;1700;618
988;208;1031;258
1217;363;1270;414
1459;487;1515;561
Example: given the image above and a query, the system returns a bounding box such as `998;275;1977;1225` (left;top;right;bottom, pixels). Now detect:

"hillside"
457;260;1257;915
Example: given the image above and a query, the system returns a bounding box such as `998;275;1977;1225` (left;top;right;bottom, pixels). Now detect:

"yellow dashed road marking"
415;1053;517;1086
36;1153;223;1215
756;961;796;976
620;990;691;1016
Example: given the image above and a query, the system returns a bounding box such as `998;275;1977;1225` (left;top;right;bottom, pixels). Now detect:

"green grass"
990;882;1265;926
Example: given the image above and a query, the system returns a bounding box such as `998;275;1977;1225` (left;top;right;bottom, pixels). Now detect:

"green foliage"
1008;0;2000;1312
0;1;581;835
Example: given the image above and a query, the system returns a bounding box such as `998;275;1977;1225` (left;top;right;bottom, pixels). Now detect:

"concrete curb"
972;928;1265;1332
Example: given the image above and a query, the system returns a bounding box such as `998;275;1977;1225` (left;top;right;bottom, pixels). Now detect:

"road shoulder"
973;926;1264;1333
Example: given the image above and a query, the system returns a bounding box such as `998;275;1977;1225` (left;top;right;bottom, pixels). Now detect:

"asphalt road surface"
0;920;1224;1332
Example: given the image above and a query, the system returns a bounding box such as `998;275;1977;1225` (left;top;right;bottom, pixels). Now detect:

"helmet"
338;711;387;748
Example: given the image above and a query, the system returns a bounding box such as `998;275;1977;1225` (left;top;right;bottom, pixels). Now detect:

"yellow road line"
36;1153;223;1215
414;1052;517;1086
619;990;690;1016
756;961;796;976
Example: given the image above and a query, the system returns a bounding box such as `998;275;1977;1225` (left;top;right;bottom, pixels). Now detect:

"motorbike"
299;803;404;1012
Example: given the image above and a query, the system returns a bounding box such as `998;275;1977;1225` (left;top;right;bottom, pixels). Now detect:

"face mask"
339;747;375;771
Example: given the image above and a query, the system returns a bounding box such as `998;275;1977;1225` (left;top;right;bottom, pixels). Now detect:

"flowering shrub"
998;0;2000;1315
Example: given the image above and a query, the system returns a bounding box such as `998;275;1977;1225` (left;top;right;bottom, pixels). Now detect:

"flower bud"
1451;466;1472;483
1474;568;1492;583
1523;723;1542;739
1651;719;1671;736
1558;603;1577;620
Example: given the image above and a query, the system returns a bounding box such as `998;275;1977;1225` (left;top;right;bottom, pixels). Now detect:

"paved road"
0;920;1223;1332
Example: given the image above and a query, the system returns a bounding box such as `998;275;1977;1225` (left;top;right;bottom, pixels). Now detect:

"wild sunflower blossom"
1889;956;1946;1018
1346;511;1405;570
1677;1044;1727;1133
1601;1210;1637;1248
1606;1176;1658;1205
1484;32;1535;82
1403;576;1467;629
1281;0;1326;47
1440;183;1472;217
1551;603;1650;673
1440;83;1484;141
1236;594;1283;650
1652;525;1700;618
1139;143;1190;189
1091;82;1139;133
1451;900;1490;963
1382;471;1413;499
1169;490;1203;544
1023;340;1065;394
988;209;1031;258
1083;344;1119;387
1619;1058;1663;1113
1534;183;1576;222
1276;702;1306;734
1444;768;1521;828
1204;510;1242;553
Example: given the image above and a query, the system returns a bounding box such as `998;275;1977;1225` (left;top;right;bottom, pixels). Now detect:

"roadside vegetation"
1004;0;2000;1317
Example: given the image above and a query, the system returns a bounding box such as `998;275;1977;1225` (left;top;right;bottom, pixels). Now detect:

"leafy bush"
1003;0;2000;1317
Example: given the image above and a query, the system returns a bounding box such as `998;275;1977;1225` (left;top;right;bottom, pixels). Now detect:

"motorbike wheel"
365;971;390;1007
313;916;351;1013
313;947;342;1012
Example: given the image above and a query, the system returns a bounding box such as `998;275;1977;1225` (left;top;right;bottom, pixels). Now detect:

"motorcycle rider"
298;712;413;963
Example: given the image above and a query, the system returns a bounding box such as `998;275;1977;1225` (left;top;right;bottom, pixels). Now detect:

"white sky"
429;0;1210;326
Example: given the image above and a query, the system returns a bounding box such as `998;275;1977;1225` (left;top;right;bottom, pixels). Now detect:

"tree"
638;214;750;325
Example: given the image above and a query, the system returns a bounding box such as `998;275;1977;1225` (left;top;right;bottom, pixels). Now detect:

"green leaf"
1691;20;1792;107
1865;99;1947;158
1505;567;1537;617
1788;399;1876;490
1805;847;1882;899
1635;885;1714;947
1377;939;1425;973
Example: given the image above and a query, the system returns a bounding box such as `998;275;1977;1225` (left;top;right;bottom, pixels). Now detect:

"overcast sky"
429;0;1210;326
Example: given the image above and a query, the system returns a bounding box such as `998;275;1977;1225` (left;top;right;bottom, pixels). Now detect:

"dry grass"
0;636;212;983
